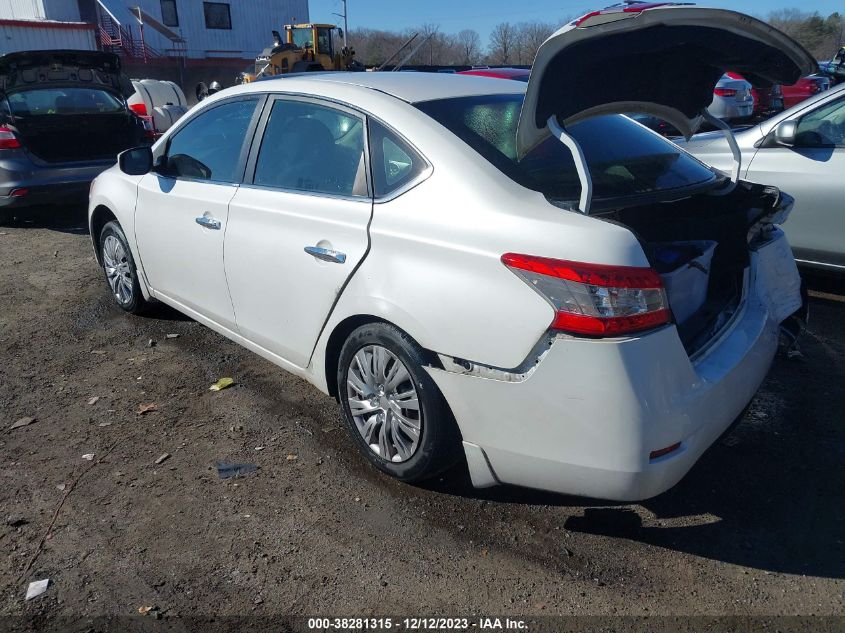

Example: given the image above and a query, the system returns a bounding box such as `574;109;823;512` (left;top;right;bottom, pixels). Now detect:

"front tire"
99;221;150;315
337;323;461;483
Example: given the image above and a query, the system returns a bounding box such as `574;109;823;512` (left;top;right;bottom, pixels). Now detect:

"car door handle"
304;245;346;264
195;216;221;230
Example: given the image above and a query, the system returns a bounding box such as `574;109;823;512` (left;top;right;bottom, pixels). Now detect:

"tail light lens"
129;102;148;116
502;253;671;337
713;88;737;98
0;125;22;150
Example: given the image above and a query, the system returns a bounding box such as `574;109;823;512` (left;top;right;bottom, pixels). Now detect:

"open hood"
0;50;135;99
516;4;817;158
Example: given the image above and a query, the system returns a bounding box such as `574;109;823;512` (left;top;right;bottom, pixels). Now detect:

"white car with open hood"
88;4;814;501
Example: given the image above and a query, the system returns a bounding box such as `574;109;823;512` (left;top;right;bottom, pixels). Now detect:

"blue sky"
310;0;842;45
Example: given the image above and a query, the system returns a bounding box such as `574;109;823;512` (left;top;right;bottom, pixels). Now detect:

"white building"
0;0;310;61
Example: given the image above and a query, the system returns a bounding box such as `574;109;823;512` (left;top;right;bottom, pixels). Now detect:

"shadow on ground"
1;204;89;234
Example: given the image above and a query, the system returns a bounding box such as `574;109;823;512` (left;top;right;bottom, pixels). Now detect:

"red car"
780;74;832;109
457;67;530;82
725;71;783;118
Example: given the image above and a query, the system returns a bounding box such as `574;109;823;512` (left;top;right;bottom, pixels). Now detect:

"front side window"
316;27;333;56
164;97;258;182
160;0;178;27
368;120;427;197
252;99;366;197
203;2;231;29
795;97;845;148
7;88;124;115
416;94;718;202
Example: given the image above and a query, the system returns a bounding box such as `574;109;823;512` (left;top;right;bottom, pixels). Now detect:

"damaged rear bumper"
426;229;800;501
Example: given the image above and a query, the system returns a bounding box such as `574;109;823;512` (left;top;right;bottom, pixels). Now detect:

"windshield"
291;27;314;49
416;94;717;202
7;88;124;116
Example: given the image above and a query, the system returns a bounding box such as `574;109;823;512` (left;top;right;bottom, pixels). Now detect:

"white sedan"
89;5;812;500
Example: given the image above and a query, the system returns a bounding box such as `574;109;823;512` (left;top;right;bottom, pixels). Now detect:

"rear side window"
165;97;258;182
7;88;124;116
369;120;427;198
252;99;367;197
416;94;717;201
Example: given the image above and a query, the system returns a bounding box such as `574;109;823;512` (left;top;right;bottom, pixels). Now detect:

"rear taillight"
502;253;671;337
0;125;21;150
129;102;148;116
713;88;737;98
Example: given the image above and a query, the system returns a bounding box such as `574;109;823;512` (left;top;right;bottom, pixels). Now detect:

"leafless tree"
489;22;517;65
456;29;482;65
515;21;555;65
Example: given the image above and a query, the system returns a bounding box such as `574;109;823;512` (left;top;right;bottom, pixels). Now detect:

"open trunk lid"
516;4;816;158
0;51;140;163
0;50;135;99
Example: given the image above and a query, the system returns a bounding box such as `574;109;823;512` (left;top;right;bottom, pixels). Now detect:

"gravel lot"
1;208;843;628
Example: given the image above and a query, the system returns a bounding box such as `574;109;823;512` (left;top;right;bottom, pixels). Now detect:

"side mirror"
118;146;153;175
336;27;344;40
775;120;798;147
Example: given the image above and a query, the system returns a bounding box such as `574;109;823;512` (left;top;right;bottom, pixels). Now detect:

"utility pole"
332;0;348;47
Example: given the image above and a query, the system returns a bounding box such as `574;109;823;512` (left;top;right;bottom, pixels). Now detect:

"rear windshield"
415;94;717;202
7;88;124;116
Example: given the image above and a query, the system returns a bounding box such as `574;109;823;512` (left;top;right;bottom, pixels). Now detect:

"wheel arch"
322;314;443;400
324;314;388;400
90;204;118;266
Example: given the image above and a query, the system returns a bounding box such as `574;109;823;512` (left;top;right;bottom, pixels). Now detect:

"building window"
160;0;179;27
203;2;232;29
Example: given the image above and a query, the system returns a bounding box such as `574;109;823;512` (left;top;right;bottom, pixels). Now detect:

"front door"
747;95;845;269
225;96;372;367
134;96;262;330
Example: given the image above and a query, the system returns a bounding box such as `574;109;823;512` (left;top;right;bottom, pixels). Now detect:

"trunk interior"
594;182;784;355
13;112;139;163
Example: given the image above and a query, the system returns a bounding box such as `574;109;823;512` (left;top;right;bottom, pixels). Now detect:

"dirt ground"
1;207;843;629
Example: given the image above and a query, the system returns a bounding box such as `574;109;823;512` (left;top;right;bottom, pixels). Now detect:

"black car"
0;50;145;223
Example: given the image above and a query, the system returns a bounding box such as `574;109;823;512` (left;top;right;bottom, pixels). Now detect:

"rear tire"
99;221;151;315
0;209;13;226
337;323;461;483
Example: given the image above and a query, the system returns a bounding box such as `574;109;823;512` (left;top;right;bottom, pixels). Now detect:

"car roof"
238;71;526;103
459;68;531;78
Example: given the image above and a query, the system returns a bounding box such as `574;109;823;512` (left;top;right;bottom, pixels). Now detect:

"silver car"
681;84;845;273
707;73;755;121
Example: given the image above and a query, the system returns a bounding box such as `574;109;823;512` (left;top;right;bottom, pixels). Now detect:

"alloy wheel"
345;345;422;462
102;234;134;305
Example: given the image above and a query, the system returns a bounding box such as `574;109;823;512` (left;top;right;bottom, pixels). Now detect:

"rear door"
134;95;262;330
224;96;372;368
746;94;845;268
